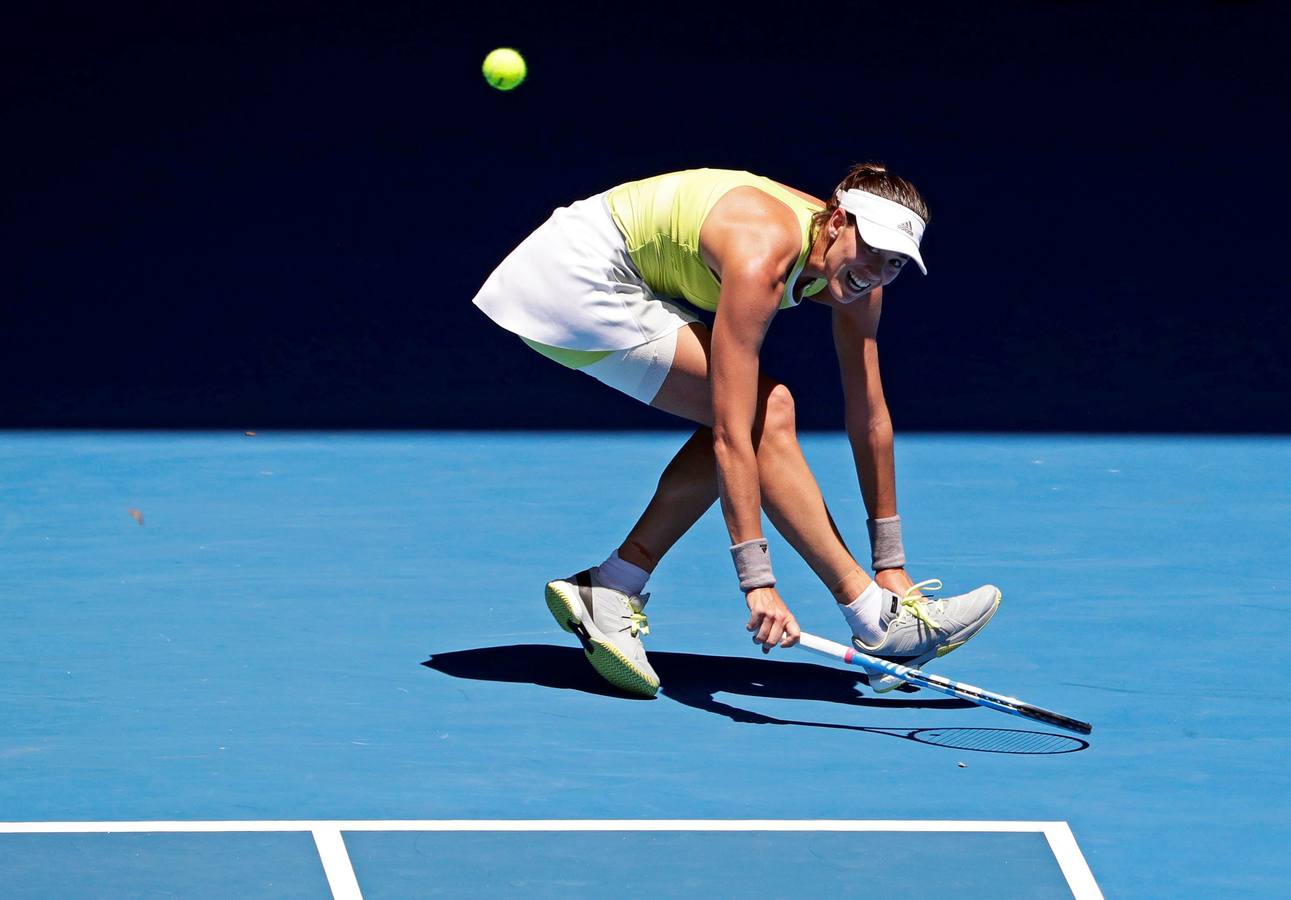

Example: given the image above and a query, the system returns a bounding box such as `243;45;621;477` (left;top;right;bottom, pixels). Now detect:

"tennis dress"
471;169;827;352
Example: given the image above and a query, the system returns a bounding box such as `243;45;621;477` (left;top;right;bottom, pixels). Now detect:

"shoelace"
621;594;650;638
899;579;944;631
625;610;650;638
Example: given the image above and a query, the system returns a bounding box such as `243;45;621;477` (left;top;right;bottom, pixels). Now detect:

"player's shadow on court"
422;645;1090;755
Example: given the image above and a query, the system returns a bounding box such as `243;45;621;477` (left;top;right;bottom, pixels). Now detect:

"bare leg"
616;323;871;604
615;427;719;572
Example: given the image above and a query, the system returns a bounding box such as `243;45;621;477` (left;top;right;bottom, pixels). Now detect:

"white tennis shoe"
854;580;1002;693
545;568;658;698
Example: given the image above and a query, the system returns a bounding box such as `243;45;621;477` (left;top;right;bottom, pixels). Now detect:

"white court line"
0;819;1069;833
311;829;361;900
1044;821;1104;900
0;820;1101;899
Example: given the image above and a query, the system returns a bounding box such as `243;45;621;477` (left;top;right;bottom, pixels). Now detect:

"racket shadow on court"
422;645;1088;756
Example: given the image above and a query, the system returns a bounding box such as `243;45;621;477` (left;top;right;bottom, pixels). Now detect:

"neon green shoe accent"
900;579;945;631
544;583;658;698
933;588;1001;657
585;637;658;698
545;583;578;633
628;610;650;637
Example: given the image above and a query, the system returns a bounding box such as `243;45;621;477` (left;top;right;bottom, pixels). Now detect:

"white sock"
839;580;886;645
596;550;650;596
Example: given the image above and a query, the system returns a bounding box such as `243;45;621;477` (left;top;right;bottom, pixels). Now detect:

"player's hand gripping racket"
795;631;1092;735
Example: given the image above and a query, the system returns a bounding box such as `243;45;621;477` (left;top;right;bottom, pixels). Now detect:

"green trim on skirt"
520;337;614;370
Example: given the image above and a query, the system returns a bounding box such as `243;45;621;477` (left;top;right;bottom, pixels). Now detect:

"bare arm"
703;189;804;649
702;189;801;546
710;256;782;543
832;287;914;594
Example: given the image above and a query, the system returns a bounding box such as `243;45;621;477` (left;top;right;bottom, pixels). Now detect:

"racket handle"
797;631;877;669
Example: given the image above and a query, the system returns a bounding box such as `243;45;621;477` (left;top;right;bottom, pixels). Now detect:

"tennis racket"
796;631;1092;736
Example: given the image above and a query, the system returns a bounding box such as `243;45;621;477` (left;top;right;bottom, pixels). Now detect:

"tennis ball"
482;48;526;91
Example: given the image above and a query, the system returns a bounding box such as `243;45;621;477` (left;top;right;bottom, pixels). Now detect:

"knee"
757;383;798;445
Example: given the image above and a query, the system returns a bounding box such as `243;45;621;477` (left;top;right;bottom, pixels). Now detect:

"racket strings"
912;727;1085;754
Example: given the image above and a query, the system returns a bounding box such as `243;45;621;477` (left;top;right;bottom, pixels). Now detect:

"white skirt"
471;192;697;351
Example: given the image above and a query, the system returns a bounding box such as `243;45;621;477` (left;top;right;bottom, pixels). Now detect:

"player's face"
822;215;911;304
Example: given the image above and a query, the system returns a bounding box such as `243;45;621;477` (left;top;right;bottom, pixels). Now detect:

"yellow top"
605;169;827;311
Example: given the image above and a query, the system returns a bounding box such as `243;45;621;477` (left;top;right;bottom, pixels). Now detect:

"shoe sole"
545;582;659;698
870;588;1003;693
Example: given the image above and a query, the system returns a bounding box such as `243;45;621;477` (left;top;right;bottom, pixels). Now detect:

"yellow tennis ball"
482;48;526;91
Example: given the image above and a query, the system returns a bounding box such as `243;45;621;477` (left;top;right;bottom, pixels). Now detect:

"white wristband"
867;515;906;571
730;539;776;592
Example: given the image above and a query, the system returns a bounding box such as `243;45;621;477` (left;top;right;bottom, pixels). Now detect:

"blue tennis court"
2;431;1289;897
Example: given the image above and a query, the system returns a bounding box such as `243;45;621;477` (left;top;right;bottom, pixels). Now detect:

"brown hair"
810;161;931;244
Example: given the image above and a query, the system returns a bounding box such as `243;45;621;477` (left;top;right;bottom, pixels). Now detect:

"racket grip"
796;632;890;675
796;631;857;662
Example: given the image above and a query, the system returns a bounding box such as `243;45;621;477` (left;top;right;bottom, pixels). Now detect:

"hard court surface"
2;432;1288;897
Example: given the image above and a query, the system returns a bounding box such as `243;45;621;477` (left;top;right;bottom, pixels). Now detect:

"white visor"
836;189;928;275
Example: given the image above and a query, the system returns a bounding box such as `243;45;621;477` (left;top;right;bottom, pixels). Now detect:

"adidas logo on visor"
897;221;914;237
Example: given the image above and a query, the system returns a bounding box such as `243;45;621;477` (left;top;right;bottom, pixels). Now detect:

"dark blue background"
4;1;1287;430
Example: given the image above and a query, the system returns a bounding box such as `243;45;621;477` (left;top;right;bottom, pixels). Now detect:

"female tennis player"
472;164;1000;698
